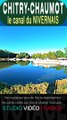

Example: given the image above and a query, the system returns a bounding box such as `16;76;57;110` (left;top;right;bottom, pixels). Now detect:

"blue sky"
0;0;67;54
0;27;67;54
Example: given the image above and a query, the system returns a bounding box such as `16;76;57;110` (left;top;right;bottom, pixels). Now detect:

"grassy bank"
54;79;67;94
0;79;67;94
0;82;49;94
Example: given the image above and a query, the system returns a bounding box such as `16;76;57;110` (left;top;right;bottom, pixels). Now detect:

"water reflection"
0;61;16;69
16;61;30;66
54;66;64;70
0;62;67;85
0;61;30;69
64;67;67;74
52;66;67;74
0;61;67;74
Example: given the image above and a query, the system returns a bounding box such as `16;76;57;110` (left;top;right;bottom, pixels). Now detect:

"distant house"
57;58;67;60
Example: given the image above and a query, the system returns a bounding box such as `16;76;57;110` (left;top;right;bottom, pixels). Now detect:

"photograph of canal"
0;26;67;94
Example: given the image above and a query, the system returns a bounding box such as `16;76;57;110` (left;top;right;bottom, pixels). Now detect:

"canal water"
0;61;67;85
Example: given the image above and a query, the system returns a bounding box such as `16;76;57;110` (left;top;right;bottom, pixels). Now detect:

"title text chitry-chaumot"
3;2;64;15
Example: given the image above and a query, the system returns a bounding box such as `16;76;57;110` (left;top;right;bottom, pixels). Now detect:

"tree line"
0;50;16;58
32;48;67;59
0;48;67;59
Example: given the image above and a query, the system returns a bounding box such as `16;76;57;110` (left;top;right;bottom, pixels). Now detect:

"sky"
0;0;67;53
0;0;67;54
0;26;67;54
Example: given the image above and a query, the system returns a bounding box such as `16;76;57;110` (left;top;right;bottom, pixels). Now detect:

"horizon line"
0;48;65;55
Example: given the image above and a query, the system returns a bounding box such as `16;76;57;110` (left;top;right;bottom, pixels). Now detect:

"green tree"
0;50;16;58
41;53;48;59
32;53;41;59
16;52;30;58
56;50;64;58
64;47;67;57
47;51;56;59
